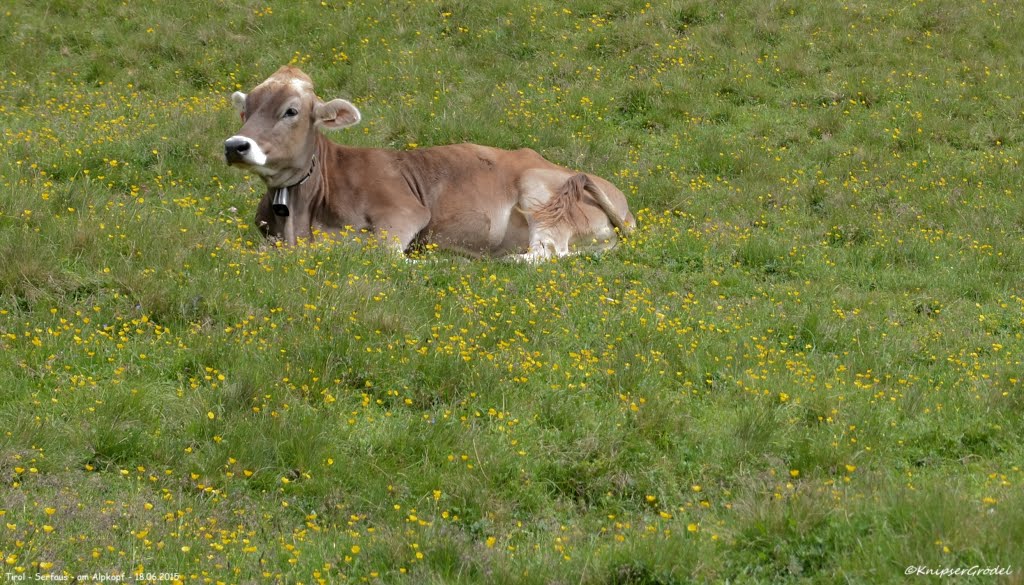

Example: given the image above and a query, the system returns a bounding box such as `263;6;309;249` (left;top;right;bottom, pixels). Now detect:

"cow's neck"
269;152;318;219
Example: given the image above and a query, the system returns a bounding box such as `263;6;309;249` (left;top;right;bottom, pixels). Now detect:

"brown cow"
224;66;634;261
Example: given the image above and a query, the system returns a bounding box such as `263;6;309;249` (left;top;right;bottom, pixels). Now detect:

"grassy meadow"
2;0;1023;582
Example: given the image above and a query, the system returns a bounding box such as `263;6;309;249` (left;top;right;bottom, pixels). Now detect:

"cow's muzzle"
224;137;249;163
224;136;266;166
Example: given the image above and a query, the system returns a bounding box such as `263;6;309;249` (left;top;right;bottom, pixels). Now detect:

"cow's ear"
231;92;247;117
315;99;361;130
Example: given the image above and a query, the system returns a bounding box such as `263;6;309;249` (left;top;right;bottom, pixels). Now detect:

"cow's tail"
578;174;632;237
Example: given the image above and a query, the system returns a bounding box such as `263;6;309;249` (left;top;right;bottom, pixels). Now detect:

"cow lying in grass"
224;66;634;261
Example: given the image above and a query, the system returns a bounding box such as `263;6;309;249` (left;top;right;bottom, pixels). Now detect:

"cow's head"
224;66;360;187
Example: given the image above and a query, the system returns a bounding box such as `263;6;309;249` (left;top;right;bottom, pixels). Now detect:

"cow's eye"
283;107;299;118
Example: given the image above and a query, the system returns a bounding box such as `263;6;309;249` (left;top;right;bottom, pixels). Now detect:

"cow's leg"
509;210;573;263
255;191;316;246
527;229;571;262
372;204;431;254
282;215;297;246
512;170;580;261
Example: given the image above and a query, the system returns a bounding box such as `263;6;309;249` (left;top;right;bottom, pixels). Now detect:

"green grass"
2;0;1023;583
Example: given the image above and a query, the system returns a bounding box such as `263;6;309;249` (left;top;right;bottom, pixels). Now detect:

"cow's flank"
224;66;634;260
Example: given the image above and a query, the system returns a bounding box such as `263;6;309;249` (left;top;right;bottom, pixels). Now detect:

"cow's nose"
224;137;251;163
